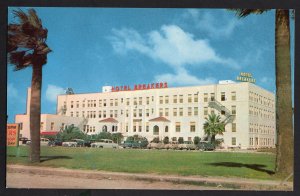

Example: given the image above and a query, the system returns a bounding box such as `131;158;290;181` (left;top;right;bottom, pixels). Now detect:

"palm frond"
229;9;270;18
13;9;29;24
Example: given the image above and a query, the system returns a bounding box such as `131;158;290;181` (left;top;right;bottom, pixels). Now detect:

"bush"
178;137;184;144
193;136;201;145
163;136;169;144
56;125;87;141
111;133;124;144
152;137;160;143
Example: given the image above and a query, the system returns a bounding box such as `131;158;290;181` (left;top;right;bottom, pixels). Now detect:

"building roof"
149;116;170;122
99;118;118;123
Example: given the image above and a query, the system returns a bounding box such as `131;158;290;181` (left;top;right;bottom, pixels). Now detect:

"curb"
7;164;293;190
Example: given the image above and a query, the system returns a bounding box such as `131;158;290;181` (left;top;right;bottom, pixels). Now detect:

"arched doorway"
102;125;107;132
165;126;169;132
153;125;159;135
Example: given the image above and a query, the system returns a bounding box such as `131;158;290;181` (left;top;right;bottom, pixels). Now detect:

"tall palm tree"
203;113;225;143
8;8;51;163
232;9;294;176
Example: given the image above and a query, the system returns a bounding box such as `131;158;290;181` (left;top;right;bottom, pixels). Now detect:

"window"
210;109;215;115
103;110;106;118
76;101;79;108
98;111;101;118
139;124;142;132
221;92;226;101
231;91;236;101
159;96;163;104
110;99;114;106
232;106;236;115
19;123;23;130
210;93;215;101
50;122;54;131
159;108;163;116
179;108;183;116
194;107;198;116
194;94;198;102
232;137;236;145
221;110;225;115
190;122;196;132
146;97;150;105
204;107;208;115
153;125;159;135
114;110;118;118
102;125;107;132
134;97;137;105
126;123;128;132
110;110;113;118
94;100;96;107
76;111;79;117
146;123;149;132
103;99;107;107
175;122;180;132
188;107;192;116
70;112;73;117
179;95;183;103
133;109;137;117
139;97;142;105
165;108;169;116
188;94;192;103
204;93;208;102
173;95;177;103
173;108;177;116
115;99;118;106
71;101;74;108
165;126;169;132
165;96;169;104
146;109;149;117
133;125;137;132
232;123;236;132
126;98;130;106
139;109;142;117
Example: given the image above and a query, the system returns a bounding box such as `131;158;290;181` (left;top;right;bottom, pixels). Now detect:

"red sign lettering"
111;82;168;92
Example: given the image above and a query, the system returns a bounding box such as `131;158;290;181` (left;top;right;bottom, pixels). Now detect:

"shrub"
152;137;160;143
178;137;184;144
193;136;201;145
163;136;169;144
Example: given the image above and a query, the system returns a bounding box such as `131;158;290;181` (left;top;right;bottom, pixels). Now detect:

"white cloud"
183;9;241;39
45;85;65;103
110;25;239;69
260;77;273;84
7;83;18;98
154;68;216;86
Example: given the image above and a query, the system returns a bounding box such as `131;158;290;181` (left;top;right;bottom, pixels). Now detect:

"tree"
56;125;86;141
193;136;201;145
203;114;225;143
232;9;294;177
111;133;124;144
8;8;51;163
178;137;184;144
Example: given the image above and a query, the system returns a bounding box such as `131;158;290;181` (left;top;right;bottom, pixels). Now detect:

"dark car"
122;140;148;149
197;142;215;151
84;139;97;147
49;139;63;146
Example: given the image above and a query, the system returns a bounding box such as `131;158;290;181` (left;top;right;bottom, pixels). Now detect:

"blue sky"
7;8;295;123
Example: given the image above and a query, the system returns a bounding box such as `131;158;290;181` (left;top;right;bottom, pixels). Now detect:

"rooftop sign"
112;82;168;92
236;72;256;83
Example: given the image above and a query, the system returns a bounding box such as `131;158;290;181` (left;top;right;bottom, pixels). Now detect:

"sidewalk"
7;164;293;190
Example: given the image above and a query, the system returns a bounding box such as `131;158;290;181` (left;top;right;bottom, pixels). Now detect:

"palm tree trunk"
29;63;42;163
275;9;294;176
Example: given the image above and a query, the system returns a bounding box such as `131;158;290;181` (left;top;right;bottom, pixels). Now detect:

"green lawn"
7;146;278;180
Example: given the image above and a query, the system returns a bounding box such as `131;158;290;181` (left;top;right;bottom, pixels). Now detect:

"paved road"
7;172;225;190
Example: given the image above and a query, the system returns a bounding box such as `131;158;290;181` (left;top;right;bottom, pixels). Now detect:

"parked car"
91;139;119;148
84;139;97;147
122;140;148;149
48;139;63;146
197;142;215;151
62;139;85;147
164;141;179;150
147;141;164;149
26;138;50;146
19;137;29;145
178;141;196;150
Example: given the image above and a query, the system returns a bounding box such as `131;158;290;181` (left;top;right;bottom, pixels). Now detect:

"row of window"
249;123;275;135
69;105;237;119
249;91;274;107
249;137;274;146
66;91;238;109
249;105;275;119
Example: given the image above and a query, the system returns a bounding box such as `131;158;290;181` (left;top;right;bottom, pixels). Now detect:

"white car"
62;139;84;147
91;139;118;148
26;138;50;146
178;141;196;150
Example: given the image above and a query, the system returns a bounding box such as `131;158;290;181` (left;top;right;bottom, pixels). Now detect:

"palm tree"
8;8;51;163
232;9;294;176
203;113;225;143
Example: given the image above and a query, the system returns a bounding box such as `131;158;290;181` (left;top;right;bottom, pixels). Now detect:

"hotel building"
15;80;276;149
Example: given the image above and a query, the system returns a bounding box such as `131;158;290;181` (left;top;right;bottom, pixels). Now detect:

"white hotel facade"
16;80;276;149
